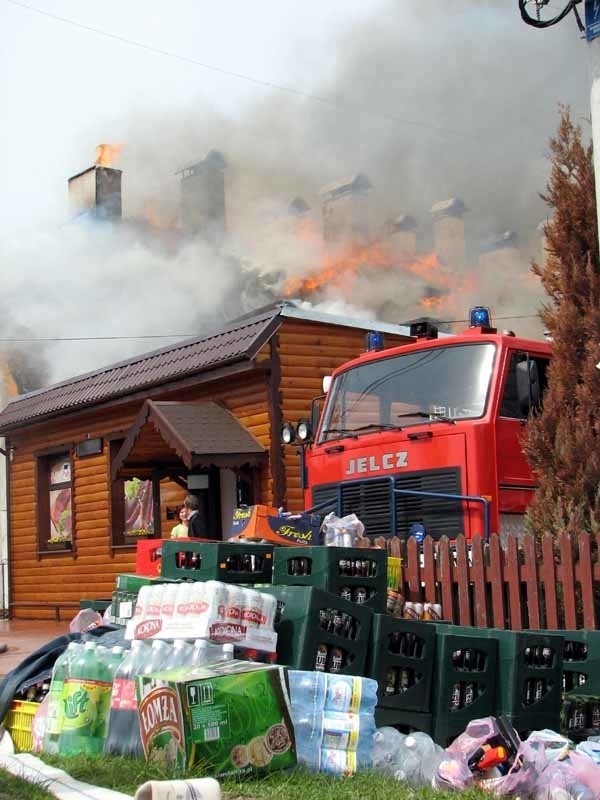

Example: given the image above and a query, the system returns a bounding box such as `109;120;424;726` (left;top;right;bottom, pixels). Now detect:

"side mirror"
322;375;332;393
516;359;540;415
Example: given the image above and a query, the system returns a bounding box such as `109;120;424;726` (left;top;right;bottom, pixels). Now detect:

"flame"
284;242;470;296
95;144;122;168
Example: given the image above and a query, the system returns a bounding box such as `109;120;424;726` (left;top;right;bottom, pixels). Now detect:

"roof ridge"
4;305;283;409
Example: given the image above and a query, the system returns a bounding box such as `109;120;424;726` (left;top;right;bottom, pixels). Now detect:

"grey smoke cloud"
0;0;589;388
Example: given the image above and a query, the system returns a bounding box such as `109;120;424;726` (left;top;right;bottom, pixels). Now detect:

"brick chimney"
384;214;418;259
320;173;371;246
68;165;122;221
177;148;226;243
430;197;467;268
478;230;520;273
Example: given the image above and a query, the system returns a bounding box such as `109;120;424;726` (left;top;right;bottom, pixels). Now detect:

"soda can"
464;682;475;706
591;700;600;729
398;669;411;693
315;644;328;672
450;683;462;710
261;593;277;630
534;679;545;702
340;587;352;602
328;647;344;673
424;603;442;621
451;649;463;669
354;587;368;605
384;667;397;696
403;602;416;619
573;700;587;730
332;611;344;636
342;613;355;640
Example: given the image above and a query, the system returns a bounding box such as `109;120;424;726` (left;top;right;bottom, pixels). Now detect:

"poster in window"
124;477;154;535
49;457;71;485
50;487;72;540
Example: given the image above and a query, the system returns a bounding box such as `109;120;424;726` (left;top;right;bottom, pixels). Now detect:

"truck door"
496;350;549;530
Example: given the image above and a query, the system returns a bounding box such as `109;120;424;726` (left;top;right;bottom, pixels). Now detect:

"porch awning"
111;400;266;480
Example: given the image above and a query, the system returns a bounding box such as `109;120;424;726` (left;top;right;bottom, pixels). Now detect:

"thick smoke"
0;1;589;388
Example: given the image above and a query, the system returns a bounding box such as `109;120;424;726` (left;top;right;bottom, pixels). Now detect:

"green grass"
0;768;55;799
22;754;490;800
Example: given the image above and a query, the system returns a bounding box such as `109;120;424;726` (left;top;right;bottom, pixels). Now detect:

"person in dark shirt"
184;494;205;538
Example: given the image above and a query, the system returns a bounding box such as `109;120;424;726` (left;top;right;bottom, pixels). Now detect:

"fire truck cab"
294;310;551;541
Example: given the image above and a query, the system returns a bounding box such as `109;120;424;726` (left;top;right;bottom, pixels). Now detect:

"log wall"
7;371;272;619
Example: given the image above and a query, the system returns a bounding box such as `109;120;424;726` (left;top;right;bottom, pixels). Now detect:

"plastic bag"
69;608;103;633
526;729;572;763
433;756;474;791
534;758;596;800
321;513;365;547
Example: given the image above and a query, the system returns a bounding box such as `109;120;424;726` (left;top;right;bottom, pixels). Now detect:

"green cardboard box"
136;660;296;778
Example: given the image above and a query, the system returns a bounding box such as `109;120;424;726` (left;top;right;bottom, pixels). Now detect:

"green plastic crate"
561;693;600;741
110;590;138;626
115;573;176;592
258;585;373;675
449;626;564;735
549;629;600;696
272;546;387;612
160;541;274;583
430;625;498;746
366;614;436;713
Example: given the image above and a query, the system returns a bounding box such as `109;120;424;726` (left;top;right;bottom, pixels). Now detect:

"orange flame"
95;144;122;168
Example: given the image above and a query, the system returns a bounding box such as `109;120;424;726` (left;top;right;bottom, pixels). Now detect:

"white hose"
0;752;133;800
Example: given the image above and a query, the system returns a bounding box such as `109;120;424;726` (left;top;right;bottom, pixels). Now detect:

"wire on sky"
4;0;474;140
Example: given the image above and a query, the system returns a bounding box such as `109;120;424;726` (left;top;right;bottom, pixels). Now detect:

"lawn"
0;756;491;800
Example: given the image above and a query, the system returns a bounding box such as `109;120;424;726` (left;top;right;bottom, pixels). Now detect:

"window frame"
108;436;158;549
499;350;551;421
35;444;75;558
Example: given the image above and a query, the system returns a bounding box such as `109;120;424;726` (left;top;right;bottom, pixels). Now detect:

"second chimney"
177;148;227;243
430;197;467;269
320;173;372;246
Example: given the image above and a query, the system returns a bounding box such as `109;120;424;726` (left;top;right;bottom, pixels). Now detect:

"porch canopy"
112;399;266;481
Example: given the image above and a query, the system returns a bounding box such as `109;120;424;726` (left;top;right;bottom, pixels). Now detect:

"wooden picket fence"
360;532;600;631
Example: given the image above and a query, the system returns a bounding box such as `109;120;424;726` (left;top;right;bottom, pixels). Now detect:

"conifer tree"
524;107;600;537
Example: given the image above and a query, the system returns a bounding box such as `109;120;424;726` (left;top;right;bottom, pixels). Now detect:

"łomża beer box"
136;660;296;778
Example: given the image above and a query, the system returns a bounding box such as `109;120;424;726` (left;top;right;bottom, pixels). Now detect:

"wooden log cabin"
0;302;411;620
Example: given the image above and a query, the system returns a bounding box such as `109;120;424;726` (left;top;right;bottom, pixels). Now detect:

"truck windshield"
319;342;496;443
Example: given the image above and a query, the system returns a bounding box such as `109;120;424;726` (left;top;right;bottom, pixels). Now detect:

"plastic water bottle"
58;641;113;755
394;732;444;786
141;639;172;675
288;672;376;773
162;639;195;670
325;675;378;714
289;671;378;713
373;726;406;777
43;642;81;756
104;640;148;758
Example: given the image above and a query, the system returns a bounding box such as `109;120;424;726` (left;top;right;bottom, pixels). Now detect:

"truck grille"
311;468;463;540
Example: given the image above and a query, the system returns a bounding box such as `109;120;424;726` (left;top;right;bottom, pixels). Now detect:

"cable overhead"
518;0;584;30
4;0;474;140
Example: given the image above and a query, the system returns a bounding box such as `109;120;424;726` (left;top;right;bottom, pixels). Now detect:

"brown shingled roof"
0;306;282;432
112;400;266;479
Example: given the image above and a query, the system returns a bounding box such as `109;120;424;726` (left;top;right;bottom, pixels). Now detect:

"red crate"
135;538;172;576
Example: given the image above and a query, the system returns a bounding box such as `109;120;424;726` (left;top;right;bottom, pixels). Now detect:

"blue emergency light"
365;331;385;351
469;306;492;328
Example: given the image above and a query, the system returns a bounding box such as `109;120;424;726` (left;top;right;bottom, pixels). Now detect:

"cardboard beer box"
136;660;296;778
231;504;321;546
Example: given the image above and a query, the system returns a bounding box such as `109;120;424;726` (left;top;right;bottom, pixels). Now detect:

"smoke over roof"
0;1;588;389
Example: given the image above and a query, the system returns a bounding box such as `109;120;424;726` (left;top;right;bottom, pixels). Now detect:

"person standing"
184;494;206;538
170;507;189;538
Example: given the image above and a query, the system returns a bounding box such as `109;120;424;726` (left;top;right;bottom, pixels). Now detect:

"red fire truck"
284;308;551;541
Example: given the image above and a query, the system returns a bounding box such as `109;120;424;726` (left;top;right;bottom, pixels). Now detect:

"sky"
0;0;592;386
